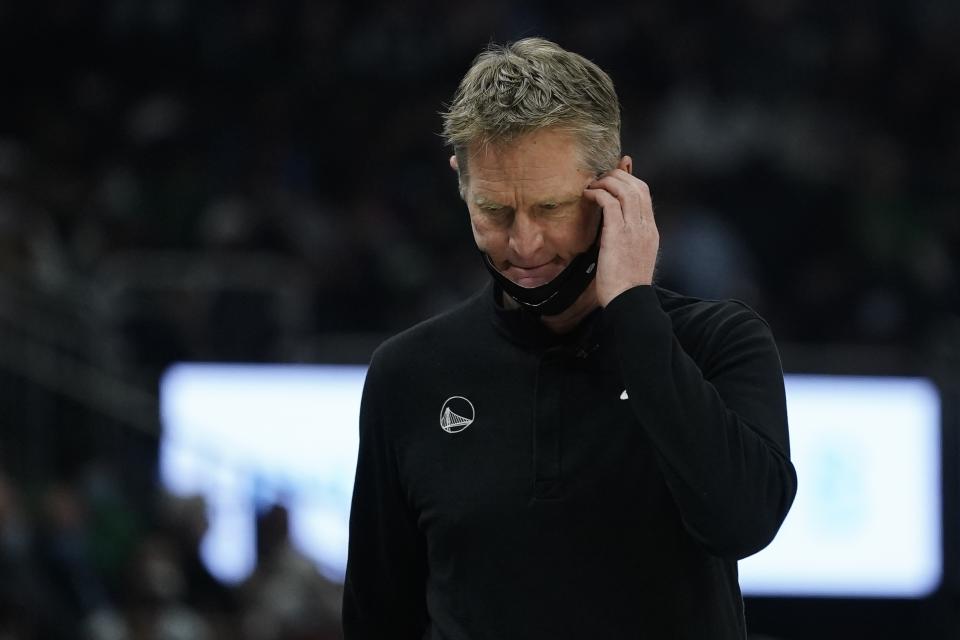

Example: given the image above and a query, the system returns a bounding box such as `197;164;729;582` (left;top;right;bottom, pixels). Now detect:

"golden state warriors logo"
439;396;475;434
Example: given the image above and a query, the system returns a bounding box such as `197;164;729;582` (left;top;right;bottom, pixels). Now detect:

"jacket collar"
486;281;606;357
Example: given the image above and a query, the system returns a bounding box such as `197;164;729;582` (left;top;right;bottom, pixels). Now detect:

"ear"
618;155;633;175
450;155;467;200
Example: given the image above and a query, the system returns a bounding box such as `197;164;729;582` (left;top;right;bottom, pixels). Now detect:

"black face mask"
480;217;602;317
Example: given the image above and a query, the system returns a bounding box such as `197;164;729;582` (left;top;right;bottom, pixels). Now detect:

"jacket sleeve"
342;352;428;639
605;286;798;560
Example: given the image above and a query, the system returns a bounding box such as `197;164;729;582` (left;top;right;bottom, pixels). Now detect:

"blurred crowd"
1;1;959;638
1;0;957;355
0;462;342;639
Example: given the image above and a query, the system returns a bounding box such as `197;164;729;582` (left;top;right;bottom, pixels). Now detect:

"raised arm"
606;286;797;559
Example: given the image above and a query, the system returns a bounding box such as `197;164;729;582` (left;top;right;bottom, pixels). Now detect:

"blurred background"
0;0;958;638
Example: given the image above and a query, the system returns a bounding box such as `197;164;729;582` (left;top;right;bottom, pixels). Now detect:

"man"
343;38;797;639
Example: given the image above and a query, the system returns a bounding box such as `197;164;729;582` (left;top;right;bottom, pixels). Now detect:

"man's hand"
582;156;660;307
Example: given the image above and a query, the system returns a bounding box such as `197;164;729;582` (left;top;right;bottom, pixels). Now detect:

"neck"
502;280;600;334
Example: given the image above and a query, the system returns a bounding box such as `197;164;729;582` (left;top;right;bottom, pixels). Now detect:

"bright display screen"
160;363;365;582
160;366;942;597
738;375;941;597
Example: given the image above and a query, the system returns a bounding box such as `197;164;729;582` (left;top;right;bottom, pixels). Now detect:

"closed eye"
538;200;578;213
479;206;514;223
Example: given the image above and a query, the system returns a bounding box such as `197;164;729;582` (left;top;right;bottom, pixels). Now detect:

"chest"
389;347;670;531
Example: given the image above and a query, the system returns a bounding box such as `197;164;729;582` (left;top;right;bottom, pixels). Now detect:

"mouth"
505;259;562;288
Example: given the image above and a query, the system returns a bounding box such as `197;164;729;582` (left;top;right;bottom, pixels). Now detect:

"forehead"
466;128;592;199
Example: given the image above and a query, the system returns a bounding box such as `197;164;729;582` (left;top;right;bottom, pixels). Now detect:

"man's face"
459;128;600;288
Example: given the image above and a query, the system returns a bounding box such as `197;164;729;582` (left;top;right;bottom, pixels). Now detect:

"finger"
592;169;647;194
582;187;625;226
589;174;653;225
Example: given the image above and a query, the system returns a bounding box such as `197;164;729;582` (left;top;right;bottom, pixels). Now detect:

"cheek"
551;205;598;255
577;203;602;247
469;214;505;254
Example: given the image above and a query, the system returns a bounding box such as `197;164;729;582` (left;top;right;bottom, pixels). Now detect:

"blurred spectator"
35;482;114;638
123;532;215;640
0;470;42;639
657;204;761;304
239;504;342;640
158;494;236;618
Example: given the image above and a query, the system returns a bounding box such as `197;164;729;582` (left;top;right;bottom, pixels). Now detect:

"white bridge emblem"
439;396;475;433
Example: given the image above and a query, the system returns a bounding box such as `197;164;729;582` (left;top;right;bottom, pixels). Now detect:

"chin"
513;278;552;289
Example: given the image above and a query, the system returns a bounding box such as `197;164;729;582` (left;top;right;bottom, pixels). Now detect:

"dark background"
0;1;958;638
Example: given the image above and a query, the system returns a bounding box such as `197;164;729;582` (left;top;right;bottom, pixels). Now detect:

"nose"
507;211;544;260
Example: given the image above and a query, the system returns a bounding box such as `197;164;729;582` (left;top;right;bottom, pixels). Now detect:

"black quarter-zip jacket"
343;284;797;639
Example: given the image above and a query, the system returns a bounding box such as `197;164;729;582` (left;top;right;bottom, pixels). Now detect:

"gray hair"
442;37;621;194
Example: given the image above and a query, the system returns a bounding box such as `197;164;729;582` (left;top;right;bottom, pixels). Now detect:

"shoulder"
369;287;490;378
653;286;779;373
654;285;771;336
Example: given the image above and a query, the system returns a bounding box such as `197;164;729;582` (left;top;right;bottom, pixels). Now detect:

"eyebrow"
473;195;506;209
473;194;582;209
539;195;582;207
